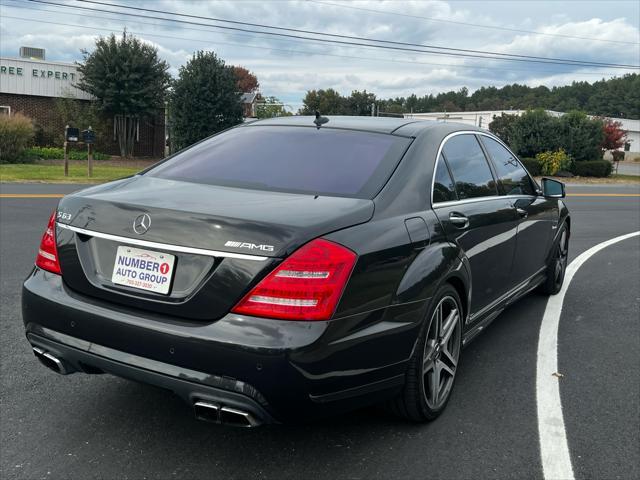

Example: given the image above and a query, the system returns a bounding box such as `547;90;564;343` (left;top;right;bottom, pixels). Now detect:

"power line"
3;0;623;77
72;0;640;67
2;12;621;78
24;0;639;69
310;0;640;46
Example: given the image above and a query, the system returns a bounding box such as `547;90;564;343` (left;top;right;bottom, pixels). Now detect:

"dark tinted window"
432;154;457;203
442;135;497;199
149;126;411;198
482;137;535;196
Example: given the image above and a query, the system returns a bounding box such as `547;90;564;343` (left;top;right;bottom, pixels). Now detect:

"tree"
488;113;518;145
509;109;562;158
76;31;170;157
557;111;603;161
346;90;376;116
170;51;243;150
600;118;628;152
299;89;347;115
256;96;292;119
233;66;259;93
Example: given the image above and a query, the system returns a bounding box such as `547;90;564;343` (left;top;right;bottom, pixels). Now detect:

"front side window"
432;154;457;203
481;137;535;196
442;135;498;200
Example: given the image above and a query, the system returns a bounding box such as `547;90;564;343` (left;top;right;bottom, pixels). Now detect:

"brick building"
0;53;165;158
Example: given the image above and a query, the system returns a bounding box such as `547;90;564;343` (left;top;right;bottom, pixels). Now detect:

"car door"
432;133;519;316
479;135;554;285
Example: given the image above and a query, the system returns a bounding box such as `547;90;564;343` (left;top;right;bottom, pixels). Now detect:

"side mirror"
541;178;565;198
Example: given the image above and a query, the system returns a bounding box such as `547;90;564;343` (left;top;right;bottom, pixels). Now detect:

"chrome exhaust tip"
32;347;68;375
194;401;261;427
194;401;220;423
219;406;261;428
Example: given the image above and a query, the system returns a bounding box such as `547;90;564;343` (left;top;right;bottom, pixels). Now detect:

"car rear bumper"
22;268;426;424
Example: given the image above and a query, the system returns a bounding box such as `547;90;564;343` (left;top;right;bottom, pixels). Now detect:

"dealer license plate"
111;246;175;295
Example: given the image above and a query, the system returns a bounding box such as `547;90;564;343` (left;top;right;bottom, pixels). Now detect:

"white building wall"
0;57;93;100
405;110;639;153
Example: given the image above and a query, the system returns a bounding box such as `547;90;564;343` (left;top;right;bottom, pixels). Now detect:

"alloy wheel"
554;229;568;288
422;295;462;410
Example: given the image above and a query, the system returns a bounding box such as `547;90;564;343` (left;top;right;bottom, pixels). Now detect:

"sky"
1;0;639;112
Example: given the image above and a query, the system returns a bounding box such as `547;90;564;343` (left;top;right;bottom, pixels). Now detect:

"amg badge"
225;240;274;252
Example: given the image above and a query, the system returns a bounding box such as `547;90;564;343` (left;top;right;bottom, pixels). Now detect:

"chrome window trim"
56;223;269;261
430;130;537;207
432;194;536;209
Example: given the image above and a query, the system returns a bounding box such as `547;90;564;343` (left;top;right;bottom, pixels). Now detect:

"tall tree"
233;66;259;93
76;31;170;157
600;118;628;152
170;51;243;150
299;89;347;115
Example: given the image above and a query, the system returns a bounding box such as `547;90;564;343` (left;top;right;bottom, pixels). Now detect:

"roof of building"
241;92;258;104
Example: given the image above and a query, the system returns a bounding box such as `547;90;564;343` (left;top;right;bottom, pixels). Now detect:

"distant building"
405;109;639;155
241;92;258;119
0;49;165;157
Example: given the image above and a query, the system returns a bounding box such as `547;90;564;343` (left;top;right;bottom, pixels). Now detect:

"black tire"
540;224;569;295
387;283;463;422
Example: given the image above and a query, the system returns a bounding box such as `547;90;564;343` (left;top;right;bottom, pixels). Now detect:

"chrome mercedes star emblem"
133;213;151;235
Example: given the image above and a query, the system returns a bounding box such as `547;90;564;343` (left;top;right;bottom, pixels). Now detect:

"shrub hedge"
571;160;613;177
24;146;111;161
521;157;541;176
0;113;35;163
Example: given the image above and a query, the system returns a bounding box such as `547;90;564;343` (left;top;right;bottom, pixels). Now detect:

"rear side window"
432;154;457;203
149;126;411;198
482;137;536;196
442;135;498;200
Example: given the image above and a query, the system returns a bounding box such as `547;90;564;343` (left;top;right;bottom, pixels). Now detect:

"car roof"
246;116;484;137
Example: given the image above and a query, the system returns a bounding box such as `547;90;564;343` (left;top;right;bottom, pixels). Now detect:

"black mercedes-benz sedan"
22;116;570;427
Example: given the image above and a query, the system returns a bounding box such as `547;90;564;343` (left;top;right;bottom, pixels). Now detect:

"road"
1;182;639;480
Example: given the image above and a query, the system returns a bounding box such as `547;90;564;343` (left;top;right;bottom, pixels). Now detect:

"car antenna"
314;110;329;129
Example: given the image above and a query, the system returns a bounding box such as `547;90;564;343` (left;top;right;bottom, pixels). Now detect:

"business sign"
0;57;93;100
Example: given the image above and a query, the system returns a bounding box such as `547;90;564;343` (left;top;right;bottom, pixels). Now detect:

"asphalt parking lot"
1;182;638;480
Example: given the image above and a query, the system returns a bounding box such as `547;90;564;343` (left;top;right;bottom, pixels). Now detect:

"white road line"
537;230;640;480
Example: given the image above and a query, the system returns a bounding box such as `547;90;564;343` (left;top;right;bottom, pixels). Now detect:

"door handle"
449;212;469;229
516;207;528;219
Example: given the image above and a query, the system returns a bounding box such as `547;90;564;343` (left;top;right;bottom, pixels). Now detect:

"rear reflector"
231;238;356;321
35;211;62;275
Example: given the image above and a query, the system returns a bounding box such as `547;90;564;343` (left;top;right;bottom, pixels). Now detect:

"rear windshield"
148;126;411;198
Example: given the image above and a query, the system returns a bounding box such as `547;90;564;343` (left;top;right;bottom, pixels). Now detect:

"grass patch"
0;163;141;183
611;174;640;182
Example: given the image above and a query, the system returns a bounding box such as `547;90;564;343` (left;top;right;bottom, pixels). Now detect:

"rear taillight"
35;211;62;275
231;239;356;321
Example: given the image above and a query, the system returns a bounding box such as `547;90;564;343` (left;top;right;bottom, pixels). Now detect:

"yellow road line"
0;194;65;198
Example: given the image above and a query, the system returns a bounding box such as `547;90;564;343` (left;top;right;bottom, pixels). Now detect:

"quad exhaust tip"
32;346;68;375
194;401;261;428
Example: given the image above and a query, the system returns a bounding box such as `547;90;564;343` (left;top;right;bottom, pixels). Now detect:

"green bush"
557;111;604;161
509;109;562;158
520;157;541;176
535;149;573;175
23;146;110;161
0;113;35;163
571;160;612;177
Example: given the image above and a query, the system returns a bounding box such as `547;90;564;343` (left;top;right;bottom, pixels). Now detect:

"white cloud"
1;0;638;110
